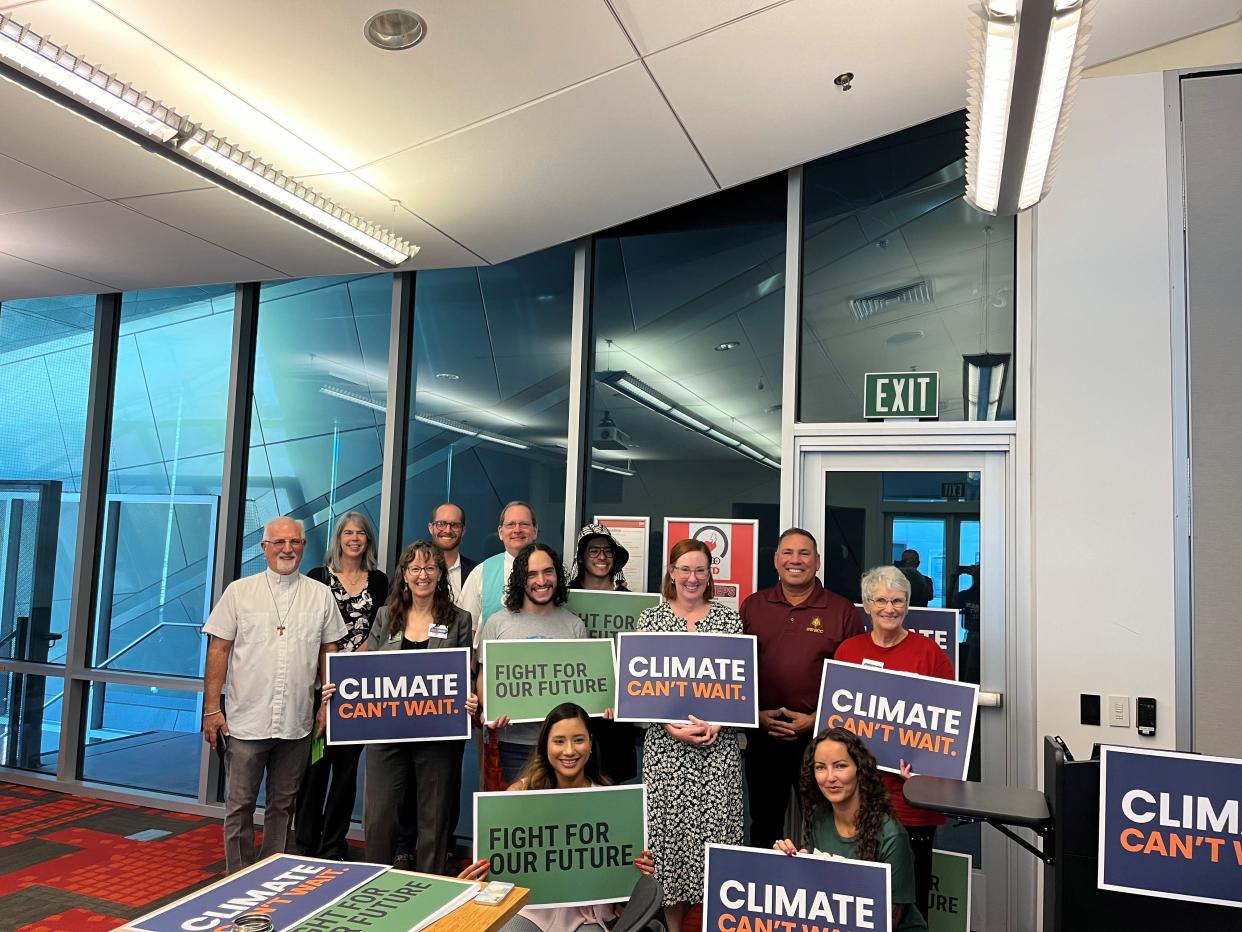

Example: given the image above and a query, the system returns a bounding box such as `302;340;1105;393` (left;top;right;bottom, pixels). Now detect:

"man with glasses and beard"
202;516;344;873
428;502;476;604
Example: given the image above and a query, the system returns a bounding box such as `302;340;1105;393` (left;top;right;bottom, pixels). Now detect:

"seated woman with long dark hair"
460;703;653;932
775;727;927;931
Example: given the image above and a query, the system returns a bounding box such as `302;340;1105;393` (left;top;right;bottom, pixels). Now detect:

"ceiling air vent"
849;280;932;321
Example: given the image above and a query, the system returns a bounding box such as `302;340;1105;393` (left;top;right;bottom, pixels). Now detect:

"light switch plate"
1108;694;1130;727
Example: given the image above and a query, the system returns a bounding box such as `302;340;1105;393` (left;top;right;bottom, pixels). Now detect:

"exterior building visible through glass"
799;112;1016;423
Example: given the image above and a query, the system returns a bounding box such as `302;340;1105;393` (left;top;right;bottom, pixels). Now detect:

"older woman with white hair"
835;563;953;921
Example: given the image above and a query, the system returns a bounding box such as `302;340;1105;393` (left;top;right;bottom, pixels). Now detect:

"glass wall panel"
243;275;392;576
400;246;574;561
94;286;234;678
799;112;1016;423
81;682;201;796
0;670;64;774
0;296;95;665
585;176;786;591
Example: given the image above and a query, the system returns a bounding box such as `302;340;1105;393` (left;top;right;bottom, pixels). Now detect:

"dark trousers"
364;740;460;872
294;742;363;859
745;729;812;849
905;824;936;919
396;742;465;871
498;741;534;786
223;736;308;875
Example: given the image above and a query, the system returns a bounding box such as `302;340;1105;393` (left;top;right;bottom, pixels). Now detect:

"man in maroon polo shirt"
741;527;863;848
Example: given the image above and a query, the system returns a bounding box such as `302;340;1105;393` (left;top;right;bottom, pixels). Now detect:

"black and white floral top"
307;567;389;652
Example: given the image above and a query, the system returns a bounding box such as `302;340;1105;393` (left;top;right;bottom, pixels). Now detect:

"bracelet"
203;709;223;718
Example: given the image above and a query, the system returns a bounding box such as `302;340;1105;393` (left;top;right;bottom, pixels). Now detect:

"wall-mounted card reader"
1136;696;1157;737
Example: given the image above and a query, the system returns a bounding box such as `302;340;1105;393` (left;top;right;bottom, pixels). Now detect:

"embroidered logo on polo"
805;616;823;634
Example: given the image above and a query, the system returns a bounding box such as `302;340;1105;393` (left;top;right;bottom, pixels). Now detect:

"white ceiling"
0;0;1236;300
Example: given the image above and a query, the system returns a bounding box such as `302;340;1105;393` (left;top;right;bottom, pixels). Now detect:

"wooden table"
427;885;530;932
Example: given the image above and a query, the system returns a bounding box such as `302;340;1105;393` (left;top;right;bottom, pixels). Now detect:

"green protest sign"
483;638;616;723
927;849;971;932
564;590;660;640
474;785;647;907
291;869;478;932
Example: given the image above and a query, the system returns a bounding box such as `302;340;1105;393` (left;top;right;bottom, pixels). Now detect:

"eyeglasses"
673;565;709;578
263;538;306;548
430;520;463;530
502;521;534;530
406;566;439;578
868;596;908;608
586;547;614;558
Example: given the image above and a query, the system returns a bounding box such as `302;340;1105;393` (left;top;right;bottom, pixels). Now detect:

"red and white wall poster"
661;517;759;610
594;515;651;592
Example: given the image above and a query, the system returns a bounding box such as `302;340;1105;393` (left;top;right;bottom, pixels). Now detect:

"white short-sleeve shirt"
203;569;346;741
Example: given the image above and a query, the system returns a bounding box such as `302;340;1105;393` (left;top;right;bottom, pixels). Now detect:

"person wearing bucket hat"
567;523;631;591
567;523;637;783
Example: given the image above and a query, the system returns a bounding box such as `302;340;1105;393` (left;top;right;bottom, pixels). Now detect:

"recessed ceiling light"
886;331;925;346
765;404;783;414
364;10;428;50
435;371;460;381
536;293;556;303
715;341;741;352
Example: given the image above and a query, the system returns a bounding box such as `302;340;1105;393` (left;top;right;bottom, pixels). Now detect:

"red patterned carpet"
0;782;226;931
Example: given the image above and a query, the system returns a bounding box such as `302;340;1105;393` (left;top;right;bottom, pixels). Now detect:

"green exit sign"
864;371;939;419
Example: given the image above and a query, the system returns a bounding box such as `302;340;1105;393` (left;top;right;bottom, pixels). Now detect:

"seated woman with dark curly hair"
774;727;927;931
459;703;654;932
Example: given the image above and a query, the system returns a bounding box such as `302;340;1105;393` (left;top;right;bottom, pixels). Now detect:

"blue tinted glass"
94;286;234;677
81;681;201;796
0;670;63;774
245;275;392;574
401;246;574;558
0;295;95;665
586;176;786;592
800;112;1016;422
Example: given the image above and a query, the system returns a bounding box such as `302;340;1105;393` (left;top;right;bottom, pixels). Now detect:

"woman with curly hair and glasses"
775;727;927;931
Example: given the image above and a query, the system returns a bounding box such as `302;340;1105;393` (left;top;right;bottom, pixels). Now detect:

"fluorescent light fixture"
415;413;529;450
0;13;417;267
597;370;778;470
965;0;1095;216
592;462;637;478
319;384;385;413
962;352;1010;421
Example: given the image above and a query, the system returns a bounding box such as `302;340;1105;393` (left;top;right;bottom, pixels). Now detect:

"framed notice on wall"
595;515;650;591
662;517;759;610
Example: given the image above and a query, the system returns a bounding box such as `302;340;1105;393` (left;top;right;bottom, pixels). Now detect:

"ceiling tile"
0;152;102;215
647;0;968;189
290;171;486;268
57;0;638;170
358;63;717;264
1085;0;1240;66
0;80;208;199
0;201;282;292
608;0;785;55
0;251;113;301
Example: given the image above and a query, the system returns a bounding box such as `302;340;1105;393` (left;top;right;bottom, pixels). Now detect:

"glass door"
798;444;1014;930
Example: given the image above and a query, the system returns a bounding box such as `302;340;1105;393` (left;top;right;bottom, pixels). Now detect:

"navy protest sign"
326;648;471;744
814;660;977;780
702;844;891;932
854;604;960;679
1098;746;1242;908
614;631;758;728
128;855;387;932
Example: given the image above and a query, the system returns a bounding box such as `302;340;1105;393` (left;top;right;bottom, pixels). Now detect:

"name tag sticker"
861;659;886;669
430;624;449;638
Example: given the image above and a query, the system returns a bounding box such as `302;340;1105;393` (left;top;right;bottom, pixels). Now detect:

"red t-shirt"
834;630;954;827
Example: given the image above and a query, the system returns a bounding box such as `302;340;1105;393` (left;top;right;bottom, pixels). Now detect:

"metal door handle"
977;690;1003;708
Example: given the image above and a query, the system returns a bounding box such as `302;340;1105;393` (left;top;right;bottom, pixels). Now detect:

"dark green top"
807;807;928;932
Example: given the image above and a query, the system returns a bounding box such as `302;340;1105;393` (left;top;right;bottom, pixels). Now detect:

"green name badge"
483;638;616;723
564;590;660;640
474;785;647;907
